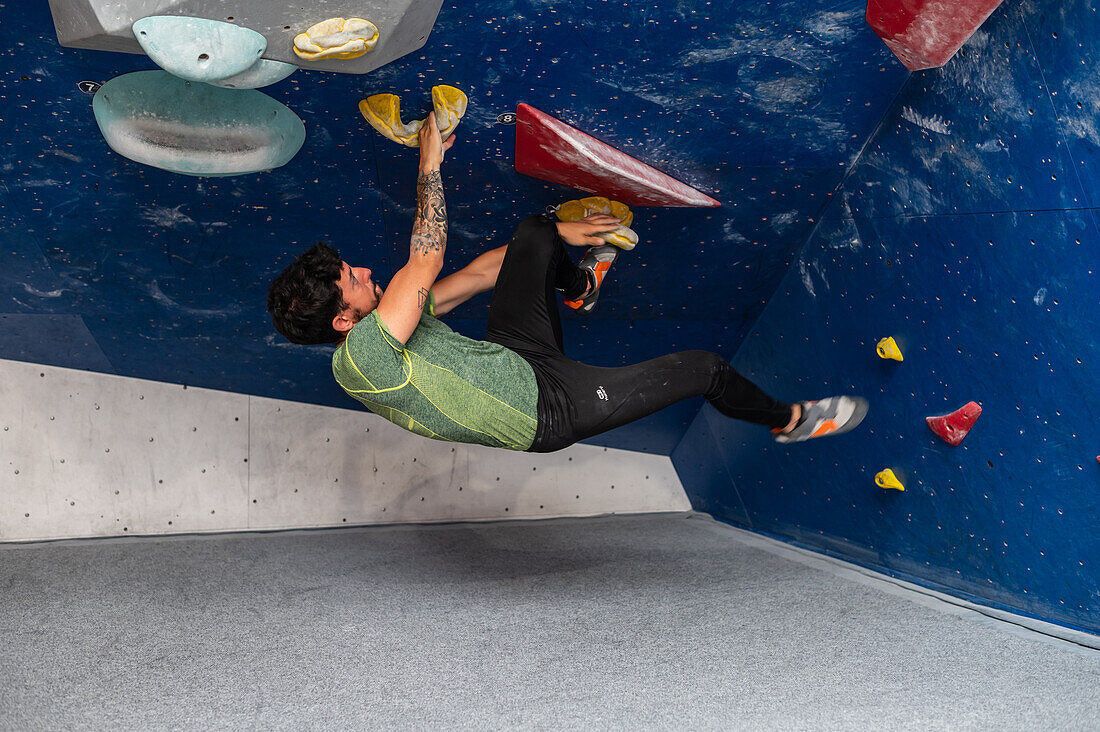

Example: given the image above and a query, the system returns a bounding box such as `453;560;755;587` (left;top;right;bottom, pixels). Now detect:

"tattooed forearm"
411;170;447;256
417;287;429;310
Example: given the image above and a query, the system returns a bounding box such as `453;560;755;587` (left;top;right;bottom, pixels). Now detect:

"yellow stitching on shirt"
342;328;412;394
377;317;406;354
408;377;521;449
350;396;442;439
337;313;533;446
409;352;537;425
335;341;377;392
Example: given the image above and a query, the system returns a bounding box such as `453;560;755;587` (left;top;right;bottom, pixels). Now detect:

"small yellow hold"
555;196;637;250
358;85;467;147
293;18;379;61
876;336;904;361
875;469;905;491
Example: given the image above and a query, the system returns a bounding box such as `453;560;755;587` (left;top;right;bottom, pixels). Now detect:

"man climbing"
267;111;868;452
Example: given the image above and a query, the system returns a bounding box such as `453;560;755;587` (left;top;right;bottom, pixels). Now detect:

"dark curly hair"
267;242;348;345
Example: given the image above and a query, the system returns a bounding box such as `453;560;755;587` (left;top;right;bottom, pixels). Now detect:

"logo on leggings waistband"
596;386;608;401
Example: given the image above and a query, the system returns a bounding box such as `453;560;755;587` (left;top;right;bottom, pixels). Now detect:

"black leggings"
484;215;793;453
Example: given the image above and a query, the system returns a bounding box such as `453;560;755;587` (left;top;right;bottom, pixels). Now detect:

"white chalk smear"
22;284;65;298
22;179;63;188
51;150;83;163
148;281;238;317
901;107;952;135
801;262;816;298
264;333;335;353
1033;288;1047;306
141;205;196;229
771;211;799;234
722;220;749;245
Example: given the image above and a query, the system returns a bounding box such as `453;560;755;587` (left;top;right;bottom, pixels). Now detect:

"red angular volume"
866;0;1004;71
514;103;720;208
926;402;982;446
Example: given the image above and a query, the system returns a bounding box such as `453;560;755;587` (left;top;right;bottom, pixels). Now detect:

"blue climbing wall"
674;0;1100;634
5;0;1093;632
1;1;904;455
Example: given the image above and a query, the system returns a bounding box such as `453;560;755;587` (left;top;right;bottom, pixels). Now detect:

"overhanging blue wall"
674;0;1100;634
3;0;1096;634
1;1;906;455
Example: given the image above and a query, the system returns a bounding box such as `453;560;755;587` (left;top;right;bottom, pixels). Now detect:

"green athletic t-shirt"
331;294;539;450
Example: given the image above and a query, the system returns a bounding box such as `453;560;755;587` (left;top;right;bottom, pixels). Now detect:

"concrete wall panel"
1;358;687;542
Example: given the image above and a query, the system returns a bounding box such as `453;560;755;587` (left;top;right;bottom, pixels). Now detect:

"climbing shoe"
563;244;619;315
773;396;868;443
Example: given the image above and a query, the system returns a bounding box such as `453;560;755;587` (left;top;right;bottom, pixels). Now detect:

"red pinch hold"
926;401;982;446
514;103;720;207
865;0;1005;71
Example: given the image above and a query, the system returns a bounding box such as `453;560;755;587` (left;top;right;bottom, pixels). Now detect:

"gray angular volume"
46;0;444;75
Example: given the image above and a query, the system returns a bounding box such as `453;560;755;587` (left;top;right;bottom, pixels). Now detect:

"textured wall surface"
0;358;687;542
674;0;1100;634
1;1;906;455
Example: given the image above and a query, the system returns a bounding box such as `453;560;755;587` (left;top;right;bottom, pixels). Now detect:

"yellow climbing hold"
293;18;379;61
555;196;637;250
609;200;633;228
431;85;468;140
876;336;904;362
359;94;418;145
875;469;905;491
358;85;468;147
601;227;639;251
554;199;590;223
557;196;633;227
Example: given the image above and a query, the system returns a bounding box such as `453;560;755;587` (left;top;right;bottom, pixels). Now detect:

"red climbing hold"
514;103;720;207
926;401;982;446
866;0;1005;71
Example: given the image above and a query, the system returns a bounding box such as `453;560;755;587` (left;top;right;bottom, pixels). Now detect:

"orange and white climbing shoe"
773;396;868;443
563;244;619;315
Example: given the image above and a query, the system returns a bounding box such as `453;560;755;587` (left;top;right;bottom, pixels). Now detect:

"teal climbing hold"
211;58;297;89
92;70;306;177
132;16;266;84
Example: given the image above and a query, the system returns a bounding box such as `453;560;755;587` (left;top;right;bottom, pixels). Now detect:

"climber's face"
332;262;383;334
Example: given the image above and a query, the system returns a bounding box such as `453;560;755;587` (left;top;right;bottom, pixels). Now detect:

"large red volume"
866;0;1004;71
926;402;983;446
514;103;720;208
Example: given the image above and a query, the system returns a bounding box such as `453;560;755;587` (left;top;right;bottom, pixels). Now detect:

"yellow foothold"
577;196;612;215
600;225;638;250
876;336;904;361
358;85;468;147
555;196;636;248
293;17;379;61
609;199;633;228
875;469;905;491
554;199;589;222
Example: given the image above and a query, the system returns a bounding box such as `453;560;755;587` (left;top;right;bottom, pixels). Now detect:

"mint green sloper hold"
211;58;296;90
92;71;306;177
133;15;266;84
